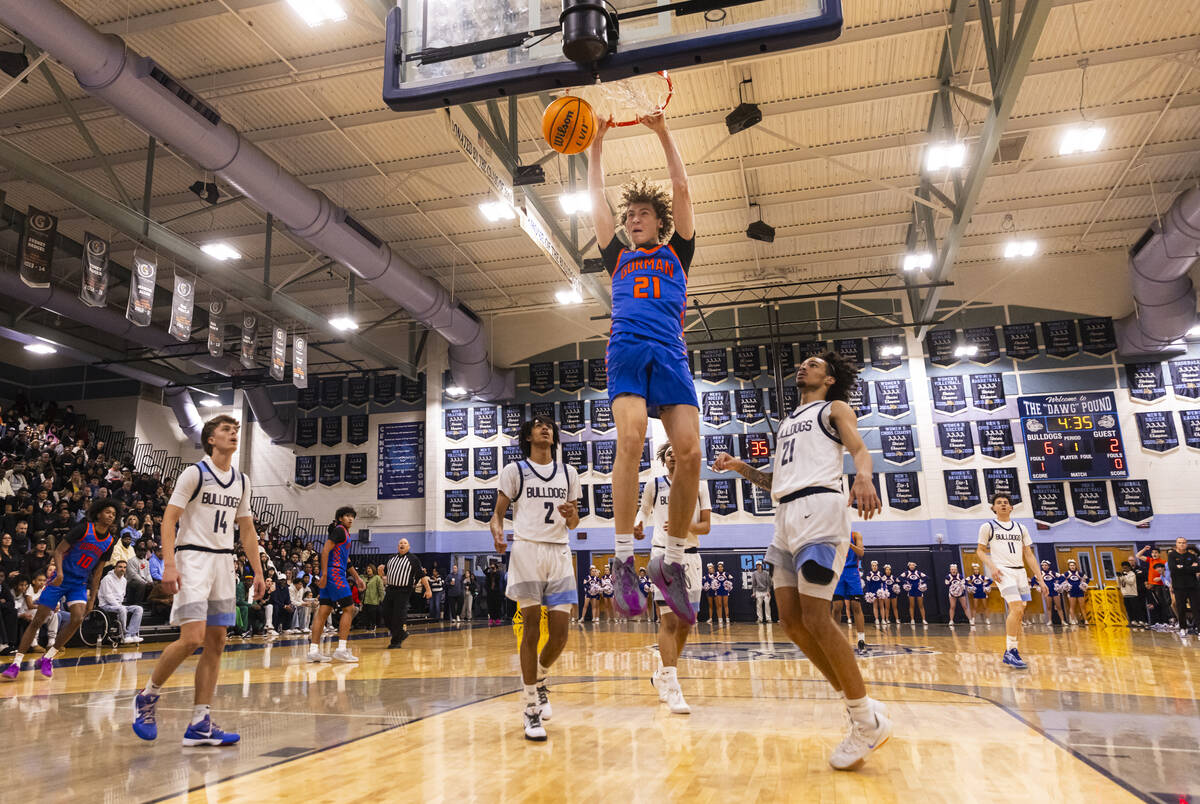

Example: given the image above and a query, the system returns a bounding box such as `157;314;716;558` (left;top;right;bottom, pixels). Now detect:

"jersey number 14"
213;509;229;535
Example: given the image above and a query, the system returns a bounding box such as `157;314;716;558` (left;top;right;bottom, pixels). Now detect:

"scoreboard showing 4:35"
1017;392;1128;481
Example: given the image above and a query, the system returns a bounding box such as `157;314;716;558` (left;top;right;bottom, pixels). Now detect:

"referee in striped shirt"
384;538;432;648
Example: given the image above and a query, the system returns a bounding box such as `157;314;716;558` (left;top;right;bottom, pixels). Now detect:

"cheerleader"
881;564;900;625
901;561;928;624
945;563;970;625
864;561;886;626
1036;560;1067;625
702;562;716;624
600;569;615;622
711;560;733;626
637;568;657;623
1063;560;1090;625
579;566;602;623
965;563;992;624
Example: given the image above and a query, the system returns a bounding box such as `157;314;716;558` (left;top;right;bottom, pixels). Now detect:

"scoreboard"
1017;391;1128;481
739;432;772;467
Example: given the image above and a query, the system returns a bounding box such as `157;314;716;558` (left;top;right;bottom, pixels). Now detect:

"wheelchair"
77;608;124;648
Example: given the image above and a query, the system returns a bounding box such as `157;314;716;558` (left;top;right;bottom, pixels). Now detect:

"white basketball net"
571;71;673;127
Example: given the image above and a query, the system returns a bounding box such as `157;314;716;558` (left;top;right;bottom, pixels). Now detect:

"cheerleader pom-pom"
891;583;901;594
1056;581;1070;594
902;583;912;593
723;580;734;591
877;589;890;600
702;581;712;591
864;592;876;603
919;582;928;592
949;580;965;597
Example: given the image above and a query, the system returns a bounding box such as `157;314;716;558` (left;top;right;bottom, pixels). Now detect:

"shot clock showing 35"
1017;392;1129;480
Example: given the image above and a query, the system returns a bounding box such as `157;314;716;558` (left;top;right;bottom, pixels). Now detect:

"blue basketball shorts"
38;576;90;609
834;566;864;598
606;333;698;409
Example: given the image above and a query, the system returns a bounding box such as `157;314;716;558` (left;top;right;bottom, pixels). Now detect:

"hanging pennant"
294;418;318;448
930;375;967;414
734;389;765;424
835;338;864;366
1002;322;1038;360
976;419;1015;459
1112;479;1153;524
702;391;731;427
1029;482;1068;526
529;362;555;394
847;379;871;418
873;379;909;418
80;232;110;307
943;469;981;509
591;440;616;474
444;408;468;440
270;324;287;381
473;447;498;481
373;373;395;404
318;454;341;487
707;478;738;517
168;273;195;342
553;360;581;393
292;334;308;390
444;490;469;523
1124;362;1164;403
969;372;1007;412
473;489;498;523
767;343;798;376
346;376;369;406
1169;359;1200;401
575;484;590;517
444;448;469;482
239;313;258;368
18;207;57;289
559;400;584;434
1069;480;1111;525
1080;317;1117;356
962;326;1000;364
1041;319;1078;358
400;373;425;404
767;386;800;420
640;440;652;472
885;472;921;511
587;358;607;390
592;484;614;519
868;335;903;371
925;329;957;367
699;348;728;382
562;441;588;473
297;385;317;411
705;434;734;463
502;403;525;436
344;453;367;485
473;406;498;439
937;421;975;461
878;425;916;466
208;300;225;358
589;399;614;433
319;376;343;408
320;415;342;447
531;402;555;423
1180;410;1200;451
502;445;524;466
733;345;761;379
982;467;1022;505
126;254;158;327
346;413;368;446
294;456;316;488
795;341;825;362
1134;411;1179;453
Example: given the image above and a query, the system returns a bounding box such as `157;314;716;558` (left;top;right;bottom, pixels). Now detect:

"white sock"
1006;636;1019;651
524;684;539;707
191;704;211;725
846;695;873;725
536;662;549;682
857;632;866;644
665;537;687;564
338;639;347;652
142;680;162;696
12;652;23;665
614;534;634;560
44;647;58;660
660;665;677;683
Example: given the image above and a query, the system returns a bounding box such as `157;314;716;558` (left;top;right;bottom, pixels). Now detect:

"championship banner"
734;389;765;424
473;489;498;524
319;376;343;408
445;490;469;523
983;467;1022;505
80;232;109;307
937;421;974;461
559;400;585;434
767;386;800;420
473;406;498;439
590;399;614;432
294;456;316;488
347;413;368;446
445;448;469;481
943;469;981;509
1003;323;1039;360
208;300;225;358
291;335;308;390
503;445;524;466
1041;319;1079;358
640;439;652;472
444;408;468;441
575;485;590;518
1080;317;1117;356
562;441;588;472
1069;480;1111;525
874;379;909;418
238;313;257;368
699;348;728;382
963;326;1000;364
930;375;967;415
529;362;555;394
1135;411;1179;453
969;372;1007;412
741;480;774;517
702;391;731;427
592;484;614;519
168;273;195;342
318;454;341;487
473;447;498;481
587;358;607;390
1112;479;1153;524
1030;482;1068;526
848;379;871;418
558;360;584;393
531;401;555;422
925;329;958;367
708;478;739;517
1169;359;1200;400
705;434;734;463
835;338;864;366
502;403;525;436
1180;409;1200;451
373;373;395;405
886;472;921;511
795;341;825;362
733;345;761;380
321;415;342;447
879;425;916;466
868;335;903;371
766;343;798;377
297;385;317;411
295;418;318;448
347;376;369;407
1125;362;1165;403
267;325;285;381
344;453;367;486
400;373;425;404
591;440;616;475
18;207;56;288
126;254;158;327
976;419;1015;459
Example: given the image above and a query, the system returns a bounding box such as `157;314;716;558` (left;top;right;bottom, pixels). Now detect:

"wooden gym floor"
1;620;1197;803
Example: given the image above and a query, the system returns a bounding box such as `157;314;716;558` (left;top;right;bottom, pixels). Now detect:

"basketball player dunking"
714;352;890;771
588;111;699;624
308;506;364;663
133;415;264;745
976;493;1048;669
489;414;581;741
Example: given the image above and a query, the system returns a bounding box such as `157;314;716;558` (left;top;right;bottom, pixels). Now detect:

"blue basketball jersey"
327;524;350;589
63;522;113;579
610;240;689;345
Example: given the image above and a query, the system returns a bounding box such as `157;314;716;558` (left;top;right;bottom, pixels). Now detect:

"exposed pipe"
0;0;513;400
163;387;202;448
1115;188;1200;356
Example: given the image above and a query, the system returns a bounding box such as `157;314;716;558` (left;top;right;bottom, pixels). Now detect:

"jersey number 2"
544;502;555;524
213;509;229;535
633;276;661;298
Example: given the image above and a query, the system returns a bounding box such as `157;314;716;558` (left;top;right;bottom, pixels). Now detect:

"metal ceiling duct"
1115;188;1200;356
0;0;513;400
163;386;203;448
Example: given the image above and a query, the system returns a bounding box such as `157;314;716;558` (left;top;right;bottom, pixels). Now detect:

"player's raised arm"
641;113;692;239
587;117;616;248
829;401;881;519
712;450;772;492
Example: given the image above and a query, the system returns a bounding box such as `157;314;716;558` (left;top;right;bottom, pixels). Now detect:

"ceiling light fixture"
329;316;359;331
880;345;904;357
1058;125;1106;156
23;342;57;355
198;398;222;408
479;201;516;222
954;344;978;358
559;192;592;215
201;242;241;261
1003;240;1038;259
925;142;966;172
555;288;584;305
1187;324;1200;338
286;0;347;26
445;385;468;398
903;252;933;272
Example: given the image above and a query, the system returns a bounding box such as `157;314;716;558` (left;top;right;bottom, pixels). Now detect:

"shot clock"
1017;392;1128;480
739;432;772;467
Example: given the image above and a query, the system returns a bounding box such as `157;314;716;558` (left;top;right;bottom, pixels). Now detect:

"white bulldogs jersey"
638;475;711;549
167;458;252;551
498;459;581;544
977;519;1031;569
771;400;845;502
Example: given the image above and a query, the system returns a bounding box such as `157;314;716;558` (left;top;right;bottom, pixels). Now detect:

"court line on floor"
1068;744;1200;754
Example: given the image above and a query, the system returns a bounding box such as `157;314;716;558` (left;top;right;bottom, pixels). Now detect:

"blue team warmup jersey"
40;521;114;609
320;523;352;602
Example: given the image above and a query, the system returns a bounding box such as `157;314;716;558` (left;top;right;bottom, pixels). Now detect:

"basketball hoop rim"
567;70;674;127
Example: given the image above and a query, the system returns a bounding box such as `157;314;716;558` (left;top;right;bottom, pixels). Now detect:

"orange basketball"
542;96;595;155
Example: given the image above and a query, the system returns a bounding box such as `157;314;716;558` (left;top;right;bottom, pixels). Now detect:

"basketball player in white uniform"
714;351;889;771
634;442;711;714
977;493;1048;669
489;414;580;741
132;415;264;745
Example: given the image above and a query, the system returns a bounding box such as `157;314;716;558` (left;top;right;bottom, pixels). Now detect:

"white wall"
134;397;197;461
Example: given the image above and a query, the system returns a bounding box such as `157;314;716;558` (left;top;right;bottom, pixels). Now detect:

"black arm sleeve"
669;231;696;273
600;237;624;275
409;554;424;578
63;522;89;546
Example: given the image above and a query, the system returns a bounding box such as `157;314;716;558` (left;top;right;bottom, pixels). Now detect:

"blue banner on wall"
1003;322;1038;360
575;485;590;518
473;447;498;480
445;448;468;482
868;335;903;371
444;490;468;523
835;337;864;366
874;379;909;418
473;406;498;439
321;415;342;447
741;480;774;517
346;376;369;407
347;413;369;446
530;401;554;423
930;375;967;415
375;374;398;406
344;453;367;485
969;372;1006;412
558;360;584;392
297;385;318;411
848;379;871;418
926;329;958;367
982;467;1021;505
318;454;341;487
592;484;614;519
1135;411;1179;453
294;455;316;488
640;440;651;472
562;441;588;472
937;421;975;461
702;391;731;427
1030;482;1068;526
943;469;981;509
1169;359;1200;400
734;389;765;424
400;373;425;404
885;472;921;511
295;418;318;448
502;403;524;437
529;362;554;394
319;376;343;408
1112;479;1153;524
699;348;728;382
503;445;524;466
590;398;614;432
1069;480;1111;524
766;342;798;376
1180;409;1200;451
1125;362;1165;403
705;434;734;463
378;422;424;499
768;386;800;420
976;419;1015;459
1041;319;1079;358
473;489;497;523
1080;317;1117;356
963;326;1000;364
708;478;739;517
795;341;826;361
444;408;468;441
879;425;916;466
559;400;585;434
588;358;607;390
733;345;760;380
592;440;616;475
